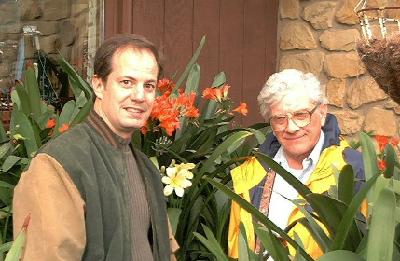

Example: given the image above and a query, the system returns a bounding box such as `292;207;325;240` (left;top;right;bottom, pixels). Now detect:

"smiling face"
269;93;327;164
92;47;159;139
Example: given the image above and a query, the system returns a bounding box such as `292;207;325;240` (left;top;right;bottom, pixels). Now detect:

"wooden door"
104;0;278;127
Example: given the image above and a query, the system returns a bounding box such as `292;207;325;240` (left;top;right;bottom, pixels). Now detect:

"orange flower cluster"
46;118;70;135
233;103;248;116
375;135;399;171
158;78;175;94
378;159;387;171
149;83;200;136
202;85;248;116
202;84;230;102
59;123;70;133
46;118;56;129
375;135;399;152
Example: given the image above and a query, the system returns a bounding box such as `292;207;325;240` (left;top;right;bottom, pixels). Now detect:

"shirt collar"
86;110;131;148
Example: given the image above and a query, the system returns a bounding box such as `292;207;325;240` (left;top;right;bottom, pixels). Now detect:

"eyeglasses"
269;103;320;131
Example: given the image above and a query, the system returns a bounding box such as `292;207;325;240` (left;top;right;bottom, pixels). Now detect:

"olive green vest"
41;121;170;261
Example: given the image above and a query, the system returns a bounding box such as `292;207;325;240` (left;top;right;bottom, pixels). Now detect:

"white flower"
161;161;195;197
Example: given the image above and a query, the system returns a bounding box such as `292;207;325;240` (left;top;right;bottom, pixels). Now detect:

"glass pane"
0;0;103;115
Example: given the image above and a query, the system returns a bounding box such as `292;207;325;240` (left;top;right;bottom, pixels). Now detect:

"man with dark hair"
13;34;178;260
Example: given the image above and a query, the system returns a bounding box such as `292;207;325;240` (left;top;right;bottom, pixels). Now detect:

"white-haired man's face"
269;93;327;164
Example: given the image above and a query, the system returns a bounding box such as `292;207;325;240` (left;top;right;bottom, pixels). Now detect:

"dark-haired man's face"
92;48;158;139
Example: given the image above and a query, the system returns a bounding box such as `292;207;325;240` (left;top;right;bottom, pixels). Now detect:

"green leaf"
291;200;331;252
185;63;201;96
0;241;12;254
1;156;21;172
317;250;365;261
238;223;251;261
193;224;229;261
167;208;182;235
212;72;226;87
59;56;93;101
0;120;8;143
205;177;313;261
70;99;93;125
338;165;355;206
331;173;379;251
198;131;253;176
384;144;397;178
175;36;206;90
200;72;226;122
59;100;76;125
359;132;379;182
366;187;396;261
0;143;11;159
24;68;42;119
256;152;312;198
13;111;39;157
12;85;30;116
4;215;28;261
256;226;291;261
75;90;88;108
248;128;267;145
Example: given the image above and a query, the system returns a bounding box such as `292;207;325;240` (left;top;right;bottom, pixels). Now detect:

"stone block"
394;106;400;115
302;1;337;30
59;21;76;47
324;52;365;78
72;3;89;17
347;76;387;109
0;24;22;34
29;21;60;35
59;46;72;59
43;0;71;21
280;21;317;50
326;78;346;107
19;0;43;20
384;99;398;109
334;110;364;135
336;0;359;25
0;2;19;24
280;0;300;19
38;35;61;54
364;107;397;136
0;33;20;41
0;64;9;77
320;29;361;51
279;50;325;76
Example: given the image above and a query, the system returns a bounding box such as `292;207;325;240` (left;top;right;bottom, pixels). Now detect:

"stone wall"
278;0;400;140
0;0;101;94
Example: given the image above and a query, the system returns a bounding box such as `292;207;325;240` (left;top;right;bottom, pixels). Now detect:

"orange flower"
185;107;200;118
378;159;386;171
159;116;180;136
46;118;56;129
202;88;216;100
375;135;389;152
233;103;248;116
216;84;230;101
59;123;70;133
158;78;175;93
202;85;230;102
391;136;399;147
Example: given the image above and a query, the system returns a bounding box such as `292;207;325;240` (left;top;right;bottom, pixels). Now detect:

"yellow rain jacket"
228;140;367;259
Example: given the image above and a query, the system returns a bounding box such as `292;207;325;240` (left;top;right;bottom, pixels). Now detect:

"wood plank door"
104;0;278;127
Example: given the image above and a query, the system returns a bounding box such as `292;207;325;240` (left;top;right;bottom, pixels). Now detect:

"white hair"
257;69;327;120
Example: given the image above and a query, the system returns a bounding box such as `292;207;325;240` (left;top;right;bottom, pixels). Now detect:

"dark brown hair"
93;34;163;81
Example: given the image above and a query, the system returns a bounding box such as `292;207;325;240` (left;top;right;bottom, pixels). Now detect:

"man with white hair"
228;69;365;259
